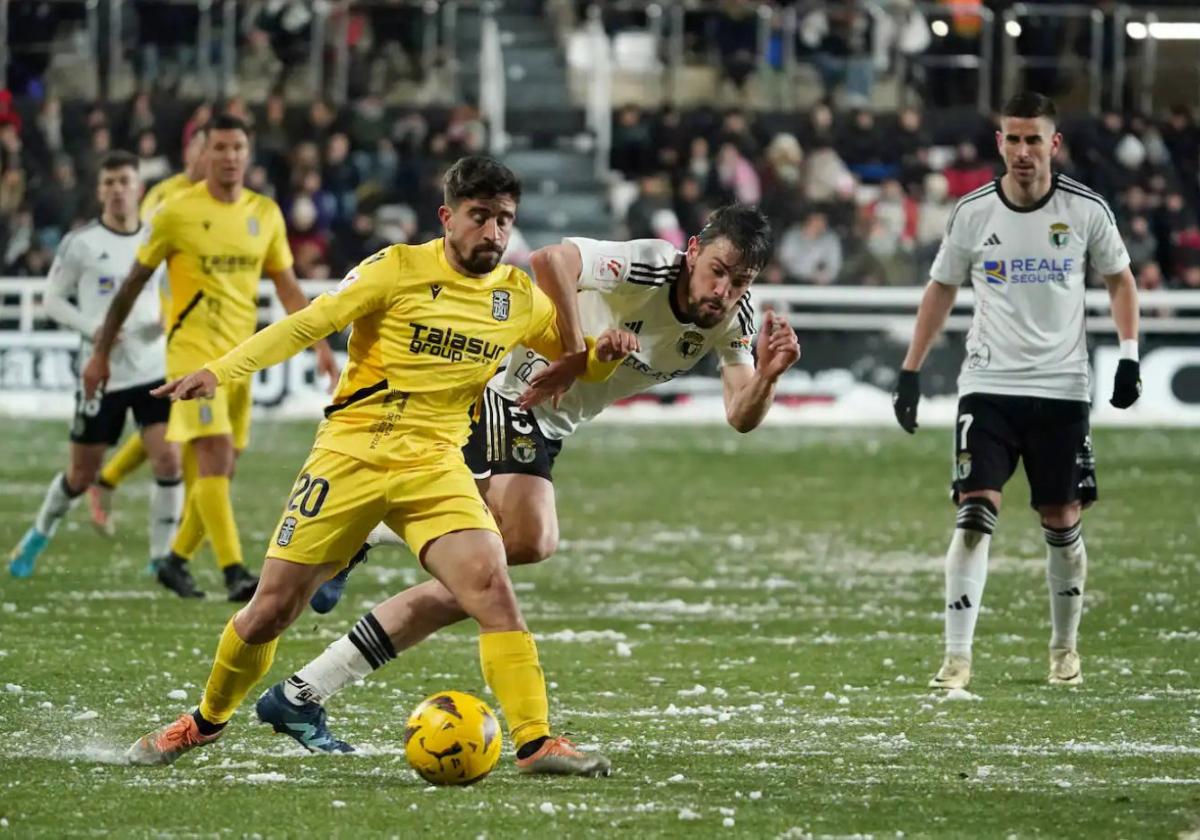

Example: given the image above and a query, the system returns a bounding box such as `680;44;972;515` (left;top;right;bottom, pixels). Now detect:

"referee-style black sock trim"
61;475;86;499
192;709;226;736
348;612;396;671
155;477;183;487
1043;521;1082;547
955;498;998;535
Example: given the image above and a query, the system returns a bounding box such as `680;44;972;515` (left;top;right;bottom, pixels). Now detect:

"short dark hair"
1001;92;1058;123
205;113;251;138
443;156;522;207
696;203;772;273
99;150;139;173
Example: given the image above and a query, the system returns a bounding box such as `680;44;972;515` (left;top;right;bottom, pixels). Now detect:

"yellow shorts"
167;378;252;449
267;447;498;567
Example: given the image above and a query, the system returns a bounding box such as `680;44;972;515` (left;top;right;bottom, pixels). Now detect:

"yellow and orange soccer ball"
404;691;502;786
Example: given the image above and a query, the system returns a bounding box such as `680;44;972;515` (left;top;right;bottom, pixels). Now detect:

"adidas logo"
1057;586;1082;597
948;594;974;611
982;233;1002;247
99;251;109;260
624;320;643;335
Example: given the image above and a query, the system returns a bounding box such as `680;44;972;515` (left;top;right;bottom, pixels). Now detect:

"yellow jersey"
137;182;292;377
140;172;195;222
204;238;608;467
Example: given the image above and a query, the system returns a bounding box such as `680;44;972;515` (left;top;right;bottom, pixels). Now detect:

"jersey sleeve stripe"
946;185;998;235
166;291;205;343
627;274;670;287
630;262;676;274
1057;184;1116;225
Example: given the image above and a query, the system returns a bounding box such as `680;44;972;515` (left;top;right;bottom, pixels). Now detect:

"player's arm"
1091;200;1141;409
155;263;389;401
80;261;158;398
528;242;586;354
42;235;94;336
267;265;341;388
722;310;801;433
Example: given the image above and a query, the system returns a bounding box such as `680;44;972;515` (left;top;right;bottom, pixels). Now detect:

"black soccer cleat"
224;564;259;602
154;554;205;599
309;543;371;614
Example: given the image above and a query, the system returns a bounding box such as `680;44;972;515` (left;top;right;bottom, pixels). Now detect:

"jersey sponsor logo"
676;329;704;359
199;254;261;274
491;290;510;321
511;434;537;464
98;276;116;295
409;322;506;364
595;256;626;284
247;217;260;237
1049;222;1070;249
276;515;297;547
621;354;688;383
983;257;1074;286
431;284;443;300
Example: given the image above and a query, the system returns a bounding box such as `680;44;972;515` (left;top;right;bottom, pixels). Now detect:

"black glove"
1110;358;1141;409
893;369;920;433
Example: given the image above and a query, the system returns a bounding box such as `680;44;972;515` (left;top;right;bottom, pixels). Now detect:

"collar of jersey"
994;172;1058;214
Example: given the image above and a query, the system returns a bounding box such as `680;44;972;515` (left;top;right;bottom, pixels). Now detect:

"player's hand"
518;354;583;410
893;369;920;433
152;370;218;401
1110;359;1141;409
754;310;800;381
594;328;640;363
81;353;109;400
314;342;340;393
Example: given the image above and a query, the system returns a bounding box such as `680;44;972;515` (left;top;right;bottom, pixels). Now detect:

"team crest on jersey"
276;515;297;547
956;452;972;480
198;401;213;425
966;344;991;370
247;217;260;237
676;329;705;359
1049;222;1070;249
491;290;510;321
511;435;537;464
98;275;115;295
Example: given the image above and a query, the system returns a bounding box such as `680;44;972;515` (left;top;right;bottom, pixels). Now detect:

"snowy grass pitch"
0;420;1197;837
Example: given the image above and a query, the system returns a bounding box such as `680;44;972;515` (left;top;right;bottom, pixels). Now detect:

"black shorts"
462;389;562;482
952;393;1097;509
70;379;170;446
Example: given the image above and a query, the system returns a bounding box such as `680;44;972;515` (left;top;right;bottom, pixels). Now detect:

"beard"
687;296;727;328
452;241;504;275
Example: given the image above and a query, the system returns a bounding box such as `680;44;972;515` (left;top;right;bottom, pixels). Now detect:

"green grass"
1;420;1198;838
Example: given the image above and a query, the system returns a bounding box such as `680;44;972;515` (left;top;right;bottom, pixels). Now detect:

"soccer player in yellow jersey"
82;114;339;602
125;156;618;776
88;126;211;534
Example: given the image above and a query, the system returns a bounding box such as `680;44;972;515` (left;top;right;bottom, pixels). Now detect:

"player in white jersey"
9;151;183;579
891;93;1142;690
252;204;802;753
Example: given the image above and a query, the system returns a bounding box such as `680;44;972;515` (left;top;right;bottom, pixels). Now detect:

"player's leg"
90;433;149;535
931;394;1019;689
1024;399;1093;686
131;381;184;566
129;448;379;764
10;386;121;577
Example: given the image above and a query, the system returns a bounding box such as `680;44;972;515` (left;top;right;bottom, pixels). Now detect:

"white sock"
366;523;403;548
944;499;997;658
34;473;81;536
1044;522;1086;650
284;612;396;705
149;477;184;559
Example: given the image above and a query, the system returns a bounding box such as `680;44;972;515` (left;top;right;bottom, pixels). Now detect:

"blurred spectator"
802;140;853;205
626;175;675;240
800;0;876;105
944;142;994;198
288;196;331;279
838;109;896;182
444;106;487;158
136;131;172;185
1123;215;1158;271
709;1;759;93
32;158;81;240
322;133;359;223
611;105;656;177
760;134;804;231
715;142;761;205
779;210;842;284
331;210;390;275
122;93;158;148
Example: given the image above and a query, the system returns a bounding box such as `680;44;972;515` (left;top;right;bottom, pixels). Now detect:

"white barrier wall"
3;279;1199;427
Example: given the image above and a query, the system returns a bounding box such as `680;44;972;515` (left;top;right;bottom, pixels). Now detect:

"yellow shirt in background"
140;172;194;222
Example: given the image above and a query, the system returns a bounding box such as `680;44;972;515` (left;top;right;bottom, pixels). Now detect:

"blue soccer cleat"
255;683;355;754
9;527;50;579
309;543;370;614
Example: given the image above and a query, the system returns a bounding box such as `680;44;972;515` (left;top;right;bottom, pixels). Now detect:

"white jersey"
930;174;1130;402
491;237;756;439
43;220;166;392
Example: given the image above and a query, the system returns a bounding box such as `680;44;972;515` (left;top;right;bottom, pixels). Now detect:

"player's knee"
237;591;304;644
66;463;99;493
504;524;557;566
148;447;181;480
1039;504;1080;531
955;496;999;548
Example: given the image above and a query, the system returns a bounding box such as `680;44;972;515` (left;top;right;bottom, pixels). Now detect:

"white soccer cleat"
929;654;972;689
1048;648;1082;685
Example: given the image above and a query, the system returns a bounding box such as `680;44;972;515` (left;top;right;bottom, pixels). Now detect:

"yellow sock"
192;475;243;570
198;617;278;724
479;630;551;748
171;445;206;560
98;435;147;488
